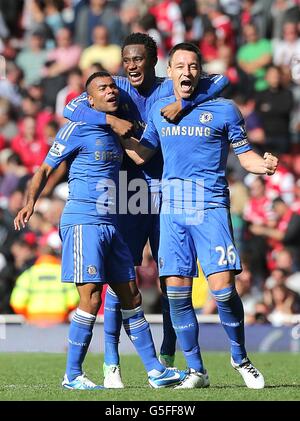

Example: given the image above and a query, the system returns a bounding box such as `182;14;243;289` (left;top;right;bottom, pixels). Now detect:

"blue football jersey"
63;75;229;190
44;121;123;227
140;97;252;209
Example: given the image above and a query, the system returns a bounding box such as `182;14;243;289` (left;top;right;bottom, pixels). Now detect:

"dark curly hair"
121;32;158;62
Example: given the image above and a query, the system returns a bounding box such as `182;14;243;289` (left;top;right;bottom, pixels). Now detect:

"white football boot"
103;363;124;389
231;357;265;389
174;368;210;389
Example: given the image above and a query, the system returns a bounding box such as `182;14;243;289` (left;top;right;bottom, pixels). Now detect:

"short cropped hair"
85;71;111;93
168;42;202;67
121;32;157;62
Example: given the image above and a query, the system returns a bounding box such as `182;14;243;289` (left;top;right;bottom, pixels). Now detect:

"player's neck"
136;73;156;96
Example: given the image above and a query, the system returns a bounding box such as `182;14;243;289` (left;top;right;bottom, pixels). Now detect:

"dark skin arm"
40;161;67;197
14;162;54;230
106;114;134;137
119;136;156;166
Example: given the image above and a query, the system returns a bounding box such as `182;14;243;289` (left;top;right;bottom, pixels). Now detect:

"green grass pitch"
0;352;299;401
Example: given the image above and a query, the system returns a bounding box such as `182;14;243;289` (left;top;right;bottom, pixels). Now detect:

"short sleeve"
226;102;252;155
45;125;83;169
139;107;160;150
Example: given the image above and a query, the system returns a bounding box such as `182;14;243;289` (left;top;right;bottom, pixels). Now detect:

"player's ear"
87;95;94;107
167;65;172;78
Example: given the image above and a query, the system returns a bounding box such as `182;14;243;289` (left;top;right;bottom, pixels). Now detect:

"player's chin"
179;87;195;99
107;103;118;112
180;91;194;99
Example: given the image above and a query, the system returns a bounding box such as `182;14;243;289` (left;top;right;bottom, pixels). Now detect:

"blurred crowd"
1;0;300;326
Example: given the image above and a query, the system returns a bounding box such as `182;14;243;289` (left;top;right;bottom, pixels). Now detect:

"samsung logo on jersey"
161;126;211;137
95;151;123;162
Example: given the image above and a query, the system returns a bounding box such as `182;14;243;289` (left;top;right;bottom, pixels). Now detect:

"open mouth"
128;72;143;83
107;96;117;104
180;79;193;93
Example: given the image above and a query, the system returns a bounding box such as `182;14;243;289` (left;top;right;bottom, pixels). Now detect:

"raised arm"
64;92;133;137
14;162;54;230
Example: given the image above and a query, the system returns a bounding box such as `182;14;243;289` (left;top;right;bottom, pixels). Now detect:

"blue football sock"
159;293;177;357
122;306;164;374
211;285;247;365
167;286;204;372
66;308;96;381
104;287;122;366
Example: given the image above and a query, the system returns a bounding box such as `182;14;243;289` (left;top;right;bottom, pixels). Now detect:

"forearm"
238;150;273;175
260;226;284;241
26;165;53;206
120;137;147;165
41;162;66;197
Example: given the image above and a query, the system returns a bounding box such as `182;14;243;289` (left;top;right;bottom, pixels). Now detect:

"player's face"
168;50;201;99
88;76;119;112
122;44;155;88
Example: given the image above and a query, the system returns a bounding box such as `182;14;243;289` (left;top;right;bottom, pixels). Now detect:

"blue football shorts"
59;224;135;284
158;206;242;278
118;191;160;265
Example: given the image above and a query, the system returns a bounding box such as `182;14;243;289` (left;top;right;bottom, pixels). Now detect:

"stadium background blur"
1;0;300;328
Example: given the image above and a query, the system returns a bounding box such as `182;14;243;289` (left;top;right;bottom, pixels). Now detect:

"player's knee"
79;293;102;315
90;293;102;313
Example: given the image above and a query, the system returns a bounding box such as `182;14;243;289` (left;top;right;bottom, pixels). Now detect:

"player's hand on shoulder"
107;115;134;137
161;100;182;123
14;204;34;231
263;152;278;176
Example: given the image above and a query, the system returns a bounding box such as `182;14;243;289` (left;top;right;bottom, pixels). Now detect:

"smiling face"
122;44;156;90
87;75;119;113
167;49;201;99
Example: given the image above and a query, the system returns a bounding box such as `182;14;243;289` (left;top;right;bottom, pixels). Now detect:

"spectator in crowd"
0;152;27;200
16;30;48;87
79;25;121;74
131;13;167;77
147;0;185;50
118;0;143;42
234;93;265;151
0;61;23;107
74;0;122;47
255;65;294;154
136;242;161;314
250;197;300;270
42;0;65;35
227;167;249;252
270;0;300;40
266;249;300;296
41;27;82;108
0;99;18;145
19;94;54;139
205;2;236;52
10;244;79;325
263;162;295;206
273;21;300;69
243;176;273;285
235;265;263;323
10;232;38;274
265;283;300;326
237;23;272;92
55;68;84;119
11;116;49;174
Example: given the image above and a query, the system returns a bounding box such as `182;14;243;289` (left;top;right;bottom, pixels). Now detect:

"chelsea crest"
200;112;213;123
